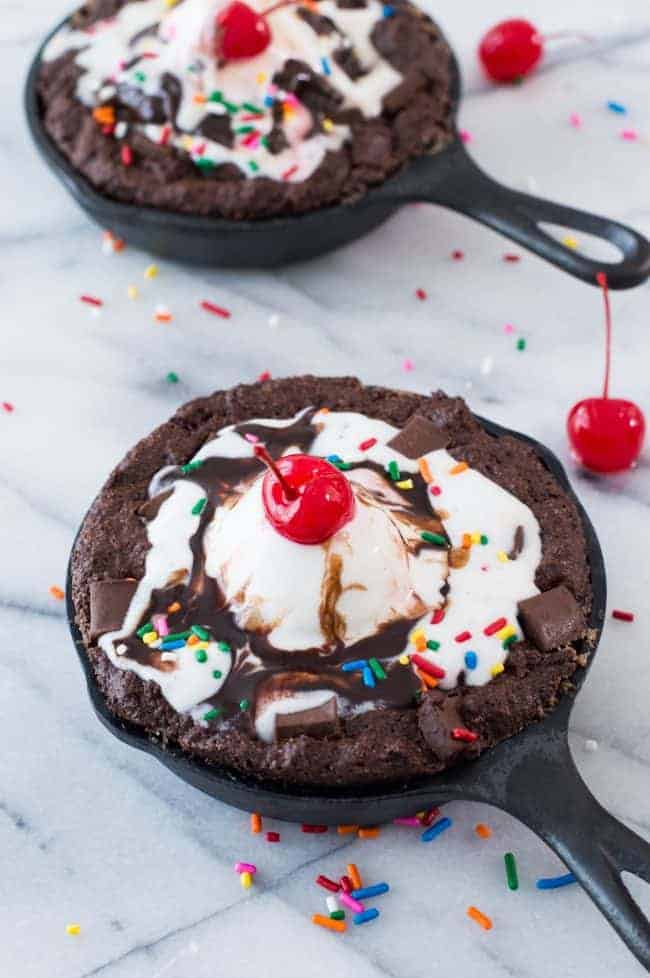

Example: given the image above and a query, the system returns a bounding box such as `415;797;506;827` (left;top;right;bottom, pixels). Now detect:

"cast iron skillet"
26;15;650;284
67;413;650;968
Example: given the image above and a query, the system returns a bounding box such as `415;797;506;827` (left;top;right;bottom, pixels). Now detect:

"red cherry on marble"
479;19;543;82
215;1;271;61
567;273;646;473
255;445;355;545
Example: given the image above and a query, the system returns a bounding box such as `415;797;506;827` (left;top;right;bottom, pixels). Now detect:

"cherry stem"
538;30;595;45
260;0;299;18
596;271;611;400
254;443;298;500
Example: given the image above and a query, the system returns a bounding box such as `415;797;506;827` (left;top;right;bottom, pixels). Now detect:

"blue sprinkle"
536;872;576;890
327;454;342;463
383;4;395;16
341;659;367;672
421;816;453;842
607;100;627;114
351;883;389;900
362;666;375;687
159;639;185;651
464;651;478;670
263;95;275;107
353;908;379;925
321;57;331;76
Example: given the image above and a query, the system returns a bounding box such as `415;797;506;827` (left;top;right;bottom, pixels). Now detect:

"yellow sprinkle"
449;461;468;475
470;532;481;545
322;117;334;132
240;871;253;889
181;134;194;151
410;628;426;646
164;0;179;8
399;654;410;666
562;235;578;250
144;264;159;280
127;284;138;300
490;663;504;678
65;924;81;936
256;72;267;85
497;550;509;563
194;641;209;651
396;479;413;490
142;631;159;645
496;624;516;642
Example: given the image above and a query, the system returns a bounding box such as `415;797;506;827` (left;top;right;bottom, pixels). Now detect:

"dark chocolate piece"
333;46;366;80
89;579;137;639
137;488;173;521
297;7;338;35
508;525;525;561
387;414;448;458
275;697;338;740
197;112;234;148
517;586;585;652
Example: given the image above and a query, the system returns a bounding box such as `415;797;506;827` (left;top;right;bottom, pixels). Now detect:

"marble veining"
1;0;650;975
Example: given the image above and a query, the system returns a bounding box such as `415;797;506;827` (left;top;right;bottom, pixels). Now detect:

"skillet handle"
491;728;650;969
390;142;650;289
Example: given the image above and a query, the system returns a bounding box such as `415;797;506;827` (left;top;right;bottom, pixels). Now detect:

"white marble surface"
2;0;650;975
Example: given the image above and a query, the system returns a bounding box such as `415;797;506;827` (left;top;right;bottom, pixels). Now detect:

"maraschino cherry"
479;19;543;82
215;1;271;60
567;273;645;474
254;444;355;544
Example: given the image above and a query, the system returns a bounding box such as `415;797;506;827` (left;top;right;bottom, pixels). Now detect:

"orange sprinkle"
49;585;64;601
347;863;362;890
312;914;346;933
414;636;427;652
167;601;181;613
186;634;199;646
337;825;359;835
418;457;433;483
155;312;172;323
358;827;380;840
416;668;439;689
467;906;492;930
93;106;115;125
251;812;262;834
193;92;207;104
450;461;469;475
462;532;472;549
475;823;492;839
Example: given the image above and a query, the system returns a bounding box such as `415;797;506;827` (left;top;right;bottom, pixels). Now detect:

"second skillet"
26;8;650;285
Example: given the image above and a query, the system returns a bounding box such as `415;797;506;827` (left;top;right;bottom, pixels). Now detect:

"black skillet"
26;14;650;285
67;413;650;968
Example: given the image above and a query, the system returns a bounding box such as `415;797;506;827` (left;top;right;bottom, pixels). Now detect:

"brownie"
35;0;454;220
70;376;596;788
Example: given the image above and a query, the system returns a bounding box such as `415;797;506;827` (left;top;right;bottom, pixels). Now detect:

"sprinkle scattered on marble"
516;337;526;351
459;129;472;143
257;370;272;382
80;294;103;307
415;287;427;300
621;129;638;141
49;585;64;601
475;823;492;839
2;401;14;413
569;112;582;128
607;100;627;114
467;906;492;930
451;249;465;260
612;609;634;621
503;253;521;262
536;872;576;890
402;358;414;372
65;924;81;936
201;299;231;318
503;323;514;334
166;371;179;383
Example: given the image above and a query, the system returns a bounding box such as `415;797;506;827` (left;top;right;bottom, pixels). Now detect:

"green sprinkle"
426;639;440;651
222;99;238;114
166;630;192;642
368;657;386;680
181;459;204;474
203;707;221;721
218;641;231;653
242;102;263;113
261;135;270;149
332;460;353;470
209;90;223;102
191;624;210;641
516;337;526;351
195;649;208;663
329;910;345;921
195;158;215;173
136;622;153;638
421;531;447;547
239;698;250;711
212;669;222;679
192;497;207;516
504;852;519;891
248;161;260;173
502;634;518;650
387;460;400;481
236;125;255;134
133;70;146;83
480;534;488;545
166;371;179;383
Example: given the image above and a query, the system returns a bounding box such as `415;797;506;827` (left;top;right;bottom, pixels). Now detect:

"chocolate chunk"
387;415;448;458
517;586;585;652
197;112;233;148
275;697;338;740
272;59;343;117
333;46;366;80
297;7;338;35
508;525;525;561
89;579;137;639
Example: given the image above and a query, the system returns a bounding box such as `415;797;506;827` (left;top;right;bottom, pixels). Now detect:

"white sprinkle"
326;895;339;914
584;738;599;753
161;651;178;662
99;84;116;100
114;121;128;139
115;643;127;656
480;355;494;376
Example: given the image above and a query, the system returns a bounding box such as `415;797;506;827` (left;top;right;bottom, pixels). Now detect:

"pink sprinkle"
159;125;172;146
393;816;421;826
244;432;259;444
621;129;638;141
258;371;272;382
339;891;365;913
284;93;299;108
429;485;442;497
80;294;103;307
569;112;582;129
235;862;257;874
193;142;206;156
459;129;472;143
402;358;414;372
415;288;427;300
2;401;14;413
503;323;515;335
282;164;299;181
201;300;231;318
152;614;169;637
242;131;260;148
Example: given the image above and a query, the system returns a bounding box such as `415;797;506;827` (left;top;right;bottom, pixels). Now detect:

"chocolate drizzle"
117;410;453;731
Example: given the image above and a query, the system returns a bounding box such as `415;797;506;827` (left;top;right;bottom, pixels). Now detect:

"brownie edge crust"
71;376;594;788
